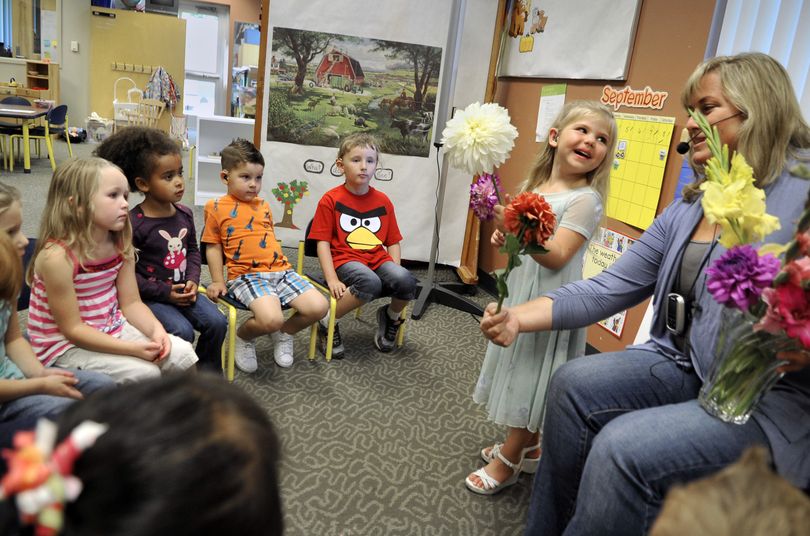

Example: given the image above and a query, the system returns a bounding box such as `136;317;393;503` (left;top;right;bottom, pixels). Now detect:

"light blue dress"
472;187;602;431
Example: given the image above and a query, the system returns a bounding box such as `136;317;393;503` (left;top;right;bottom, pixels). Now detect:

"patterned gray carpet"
232;255;531;536
8;141;532;535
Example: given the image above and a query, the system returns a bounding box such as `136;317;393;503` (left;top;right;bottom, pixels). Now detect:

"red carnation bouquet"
494;191;557;312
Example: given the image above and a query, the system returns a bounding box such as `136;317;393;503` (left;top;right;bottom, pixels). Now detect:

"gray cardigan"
548;151;810;489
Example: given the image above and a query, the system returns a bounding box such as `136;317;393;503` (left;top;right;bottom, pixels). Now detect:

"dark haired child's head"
93;126;184;205
53;373;283;536
220;138;265;204
0;182;28;259
336;133;380;195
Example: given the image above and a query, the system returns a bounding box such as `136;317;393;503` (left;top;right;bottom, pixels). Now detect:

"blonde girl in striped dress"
27;158;198;384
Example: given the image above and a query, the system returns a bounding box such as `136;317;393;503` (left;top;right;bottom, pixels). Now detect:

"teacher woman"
481;52;810;536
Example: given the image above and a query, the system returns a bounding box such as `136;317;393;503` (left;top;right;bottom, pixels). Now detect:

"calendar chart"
607;113;675;229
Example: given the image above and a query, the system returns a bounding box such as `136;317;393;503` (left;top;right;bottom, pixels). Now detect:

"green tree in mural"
272;180;309;229
371;42;441;110
273;28;332;95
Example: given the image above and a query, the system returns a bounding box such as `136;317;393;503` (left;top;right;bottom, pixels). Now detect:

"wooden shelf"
23;60;59;102
193;116;255;206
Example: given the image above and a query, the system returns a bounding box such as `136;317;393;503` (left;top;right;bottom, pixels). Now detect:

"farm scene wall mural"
267;28;442;157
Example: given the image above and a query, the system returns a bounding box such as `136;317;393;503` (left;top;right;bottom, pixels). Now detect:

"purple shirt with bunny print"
130;203;201;302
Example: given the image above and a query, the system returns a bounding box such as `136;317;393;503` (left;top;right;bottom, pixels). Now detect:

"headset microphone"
675;112;743;155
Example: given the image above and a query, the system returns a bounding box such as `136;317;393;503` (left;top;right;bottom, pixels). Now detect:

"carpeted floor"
3;140;532;535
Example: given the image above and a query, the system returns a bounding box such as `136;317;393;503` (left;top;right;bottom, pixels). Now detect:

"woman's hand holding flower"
480;303;520;347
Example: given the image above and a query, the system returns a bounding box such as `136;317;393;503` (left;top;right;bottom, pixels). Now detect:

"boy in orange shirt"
203;139;328;372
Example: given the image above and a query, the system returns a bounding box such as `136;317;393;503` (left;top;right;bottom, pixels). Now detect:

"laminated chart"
607;113;675;229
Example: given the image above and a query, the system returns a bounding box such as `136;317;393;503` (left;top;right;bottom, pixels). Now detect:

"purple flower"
706;245;780;311
469;173;503;221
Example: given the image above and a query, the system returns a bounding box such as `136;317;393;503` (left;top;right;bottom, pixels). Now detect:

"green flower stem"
495;226;526;314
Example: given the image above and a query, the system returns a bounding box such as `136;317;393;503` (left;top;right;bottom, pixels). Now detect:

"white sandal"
480;442;542;474
465;450;522;495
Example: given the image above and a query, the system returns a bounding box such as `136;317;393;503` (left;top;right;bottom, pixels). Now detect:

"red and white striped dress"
28;241;127;366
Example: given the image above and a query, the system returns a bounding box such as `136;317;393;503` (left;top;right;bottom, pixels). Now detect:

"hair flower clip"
0;419;107;536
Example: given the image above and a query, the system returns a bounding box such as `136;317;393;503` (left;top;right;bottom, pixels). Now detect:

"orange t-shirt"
202;194;290;279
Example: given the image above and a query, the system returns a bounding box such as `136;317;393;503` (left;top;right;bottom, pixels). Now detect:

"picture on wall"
498;0;642;79
266;27;441;157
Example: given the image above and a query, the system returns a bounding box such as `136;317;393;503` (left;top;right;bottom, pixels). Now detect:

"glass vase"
698;308;790;425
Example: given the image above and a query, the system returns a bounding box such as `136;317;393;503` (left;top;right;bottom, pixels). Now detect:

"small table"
0;104;48;173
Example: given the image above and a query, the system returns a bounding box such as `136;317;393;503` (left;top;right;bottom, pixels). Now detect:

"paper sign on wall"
583;227;636;338
535;83;566;142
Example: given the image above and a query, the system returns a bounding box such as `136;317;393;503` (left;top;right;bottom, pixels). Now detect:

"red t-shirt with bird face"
309;185;403;270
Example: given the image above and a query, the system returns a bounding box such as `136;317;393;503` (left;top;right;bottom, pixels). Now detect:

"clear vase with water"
698;308;789;424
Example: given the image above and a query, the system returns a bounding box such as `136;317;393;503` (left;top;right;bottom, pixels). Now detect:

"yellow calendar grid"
607;113;675;229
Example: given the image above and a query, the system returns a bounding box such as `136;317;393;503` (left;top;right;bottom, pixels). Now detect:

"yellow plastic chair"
9;104;73;171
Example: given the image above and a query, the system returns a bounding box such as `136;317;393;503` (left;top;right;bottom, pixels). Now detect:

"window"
709;0;810;118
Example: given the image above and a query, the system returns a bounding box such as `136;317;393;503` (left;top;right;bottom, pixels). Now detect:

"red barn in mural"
315;48;365;91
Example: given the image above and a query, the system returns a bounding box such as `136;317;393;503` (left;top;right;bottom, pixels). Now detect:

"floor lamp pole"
411;0;483;320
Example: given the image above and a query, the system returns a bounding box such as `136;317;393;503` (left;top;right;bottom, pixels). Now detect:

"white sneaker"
271;331;294;368
234;335;258;373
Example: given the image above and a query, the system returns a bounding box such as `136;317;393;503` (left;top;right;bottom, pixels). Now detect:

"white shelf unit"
193;115;255;206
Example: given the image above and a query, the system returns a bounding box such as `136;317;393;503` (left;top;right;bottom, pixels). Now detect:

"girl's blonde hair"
30;158;133;280
0;181;21;219
0;231;21;303
522;100;617;204
680;52;810;201
0;182;22;302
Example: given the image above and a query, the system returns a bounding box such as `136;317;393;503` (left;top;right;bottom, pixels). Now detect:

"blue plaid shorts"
226;270;313;307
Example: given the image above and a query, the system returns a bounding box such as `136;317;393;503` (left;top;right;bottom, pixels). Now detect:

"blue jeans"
336;261;418;303
0;369;114;448
527;349;769;536
146;296;227;372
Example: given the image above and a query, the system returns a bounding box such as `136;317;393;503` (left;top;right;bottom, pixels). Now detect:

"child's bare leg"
388;297;410;315
333;290;365;319
238;295;284;339
281;288;328;334
469;427;540;487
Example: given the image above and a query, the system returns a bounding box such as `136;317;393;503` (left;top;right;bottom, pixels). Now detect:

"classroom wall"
59;0;259;128
479;0;718;352
88;8;186;133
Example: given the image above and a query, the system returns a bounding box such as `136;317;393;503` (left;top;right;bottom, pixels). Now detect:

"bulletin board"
606;112;675;230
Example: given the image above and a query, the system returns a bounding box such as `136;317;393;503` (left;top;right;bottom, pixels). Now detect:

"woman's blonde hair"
522;100;617;204
680;52;810;201
30;158;133;280
0;231;21;303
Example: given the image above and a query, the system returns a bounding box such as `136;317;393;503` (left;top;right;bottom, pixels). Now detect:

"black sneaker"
317;321;345;359
374;305;402;353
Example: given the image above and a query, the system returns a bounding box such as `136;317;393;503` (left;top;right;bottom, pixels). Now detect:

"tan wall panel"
89;8;186;132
